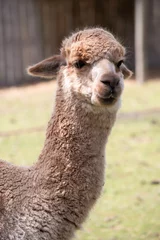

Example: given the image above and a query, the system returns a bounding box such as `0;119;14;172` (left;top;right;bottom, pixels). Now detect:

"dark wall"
0;0;159;87
0;0;135;86
147;0;160;72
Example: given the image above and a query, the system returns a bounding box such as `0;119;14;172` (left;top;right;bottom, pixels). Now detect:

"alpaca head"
28;28;132;109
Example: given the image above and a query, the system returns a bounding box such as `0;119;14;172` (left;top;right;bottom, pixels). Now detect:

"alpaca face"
28;28;132;108
91;58;125;106
62;55;129;108
61;29;132;107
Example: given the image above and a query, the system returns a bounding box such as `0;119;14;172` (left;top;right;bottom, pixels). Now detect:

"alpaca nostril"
101;78;120;88
101;80;111;87
116;79;120;86
110;79;120;88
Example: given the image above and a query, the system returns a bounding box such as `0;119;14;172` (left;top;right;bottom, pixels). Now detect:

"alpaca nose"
100;75;120;89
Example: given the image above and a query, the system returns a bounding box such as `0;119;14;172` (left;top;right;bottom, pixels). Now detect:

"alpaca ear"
121;63;133;79
27;55;66;78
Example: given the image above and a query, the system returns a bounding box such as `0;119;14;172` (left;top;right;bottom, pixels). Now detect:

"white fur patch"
92;59;116;81
107;98;122;113
63;69;72;92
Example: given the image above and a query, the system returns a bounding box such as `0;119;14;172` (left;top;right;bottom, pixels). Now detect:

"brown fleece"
0;27;132;240
61;28;125;64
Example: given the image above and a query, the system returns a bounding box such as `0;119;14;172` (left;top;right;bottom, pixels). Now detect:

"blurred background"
0;0;160;86
0;0;160;239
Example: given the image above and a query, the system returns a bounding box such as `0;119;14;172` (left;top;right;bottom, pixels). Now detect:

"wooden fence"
0;0;159;87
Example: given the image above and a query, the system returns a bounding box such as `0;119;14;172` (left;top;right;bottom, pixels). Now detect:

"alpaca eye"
116;60;124;68
74;60;86;69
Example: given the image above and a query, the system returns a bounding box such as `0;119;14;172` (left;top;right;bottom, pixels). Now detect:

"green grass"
0;81;160;240
122;81;160;112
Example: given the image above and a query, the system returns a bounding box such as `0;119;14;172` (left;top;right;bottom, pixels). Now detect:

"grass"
0;80;160;239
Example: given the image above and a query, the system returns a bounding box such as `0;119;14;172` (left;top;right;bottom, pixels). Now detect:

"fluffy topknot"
61;28;125;64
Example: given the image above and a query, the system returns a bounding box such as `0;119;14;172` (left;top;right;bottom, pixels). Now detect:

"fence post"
135;0;147;84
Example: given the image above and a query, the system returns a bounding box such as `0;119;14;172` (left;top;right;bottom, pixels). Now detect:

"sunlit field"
0;80;160;240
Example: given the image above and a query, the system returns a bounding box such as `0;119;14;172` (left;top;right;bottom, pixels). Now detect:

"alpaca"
0;28;132;240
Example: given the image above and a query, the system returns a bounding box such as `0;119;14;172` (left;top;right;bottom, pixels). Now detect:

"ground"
0;80;160;240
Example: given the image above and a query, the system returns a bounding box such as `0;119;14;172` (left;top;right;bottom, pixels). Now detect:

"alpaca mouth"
96;93;118;105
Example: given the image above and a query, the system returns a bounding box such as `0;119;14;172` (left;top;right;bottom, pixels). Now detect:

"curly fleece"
61;28;125;64
0;28;128;240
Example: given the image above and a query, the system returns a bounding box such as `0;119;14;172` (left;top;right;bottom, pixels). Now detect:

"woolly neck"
35;82;117;173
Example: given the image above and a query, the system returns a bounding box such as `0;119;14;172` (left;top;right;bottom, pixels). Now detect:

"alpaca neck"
36;86;117;170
